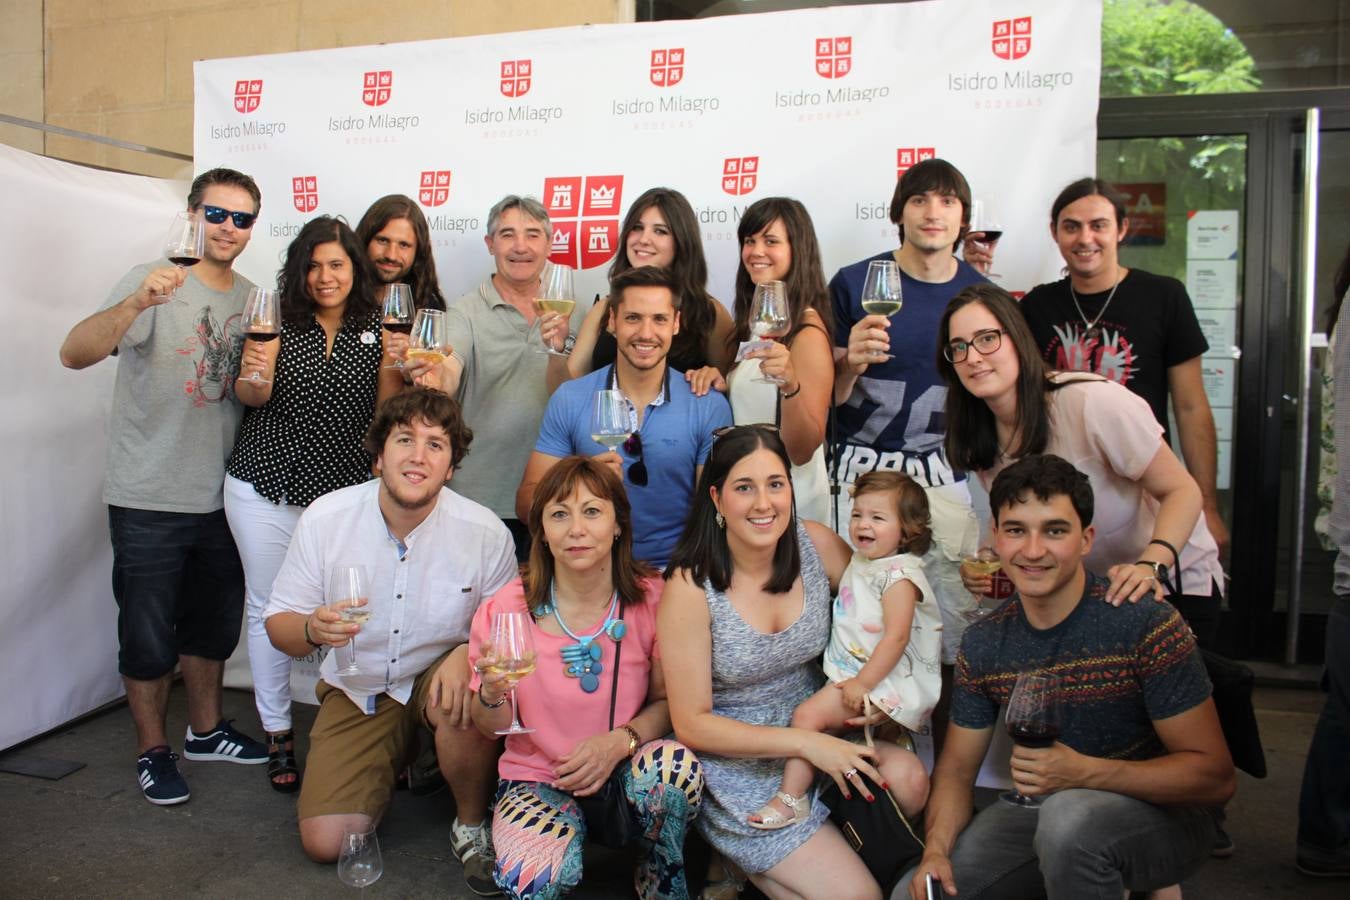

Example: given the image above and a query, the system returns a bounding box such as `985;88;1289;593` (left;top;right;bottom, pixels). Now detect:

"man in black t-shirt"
1020;178;1229;558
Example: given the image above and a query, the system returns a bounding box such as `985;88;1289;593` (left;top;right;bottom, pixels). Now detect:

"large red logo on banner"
650;48;685;87
363;70;392;107
292;176;319;213
418;170;451;208
234;79;262;114
896;147;936;178
815;37;852;79
992;17;1032;60
543;175;624;269
501;60;532;98
722;157;759;196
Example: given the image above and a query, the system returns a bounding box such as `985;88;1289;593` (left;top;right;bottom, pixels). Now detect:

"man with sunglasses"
60;167;267;807
516;265;731;568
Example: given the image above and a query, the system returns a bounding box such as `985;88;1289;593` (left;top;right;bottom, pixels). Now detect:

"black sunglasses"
202;205;257;229
623;432;648;487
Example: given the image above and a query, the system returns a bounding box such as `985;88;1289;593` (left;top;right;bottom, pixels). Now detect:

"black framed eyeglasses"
623;432;648;487
943;328;1006;363
202;205;257;229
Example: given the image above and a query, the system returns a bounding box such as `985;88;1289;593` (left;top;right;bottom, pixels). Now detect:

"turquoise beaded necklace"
541;583;627;693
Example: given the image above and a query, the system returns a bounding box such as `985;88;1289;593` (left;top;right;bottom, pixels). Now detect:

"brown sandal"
266;731;300;794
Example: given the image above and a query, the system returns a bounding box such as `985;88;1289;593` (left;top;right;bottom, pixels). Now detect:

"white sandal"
748;790;812;830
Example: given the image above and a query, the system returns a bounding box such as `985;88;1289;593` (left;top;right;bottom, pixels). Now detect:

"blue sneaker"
183;719;268;765
137;746;190;806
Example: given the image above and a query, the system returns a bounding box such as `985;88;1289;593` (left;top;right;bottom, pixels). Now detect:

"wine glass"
406;309;450;369
590;389;634;451
337;825;383;892
1002;671;1061;808
961;547;1014;621
162;211;205;303
532;263;576;356
489;611;537;736
860;259;902;361
968;199;1004;281
240;287;281;384
748;280;790;384
328;564;370;677
380;283;414;369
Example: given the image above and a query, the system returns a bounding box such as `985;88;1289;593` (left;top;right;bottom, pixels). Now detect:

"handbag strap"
1148;537;1182;599
605;604;625;731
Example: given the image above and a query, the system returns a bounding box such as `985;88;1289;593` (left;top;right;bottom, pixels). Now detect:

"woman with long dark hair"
224;215;401;792
937;283;1223;623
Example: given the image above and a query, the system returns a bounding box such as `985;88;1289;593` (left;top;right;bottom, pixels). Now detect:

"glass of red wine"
380;283;414;369
1002;671;1061;808
163;211;205;303
968;199;1004;281
240;287;281;384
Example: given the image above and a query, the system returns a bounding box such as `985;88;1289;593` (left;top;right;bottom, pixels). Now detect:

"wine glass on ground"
532;263;576;356
590;389;634;451
1002;671;1061;808
962;547;1014;621
968;199;1005;281
489;611;537;735
380;283;414;369
860;259;903;361
240;287;281;384
748;280;791;384
405;308;450;369
337;826;383;892
328;565;369;677
162;211;205;303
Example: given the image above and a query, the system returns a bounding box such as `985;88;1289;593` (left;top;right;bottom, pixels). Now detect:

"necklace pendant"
607;620;627;641
580;671;601;693
587;641;603;661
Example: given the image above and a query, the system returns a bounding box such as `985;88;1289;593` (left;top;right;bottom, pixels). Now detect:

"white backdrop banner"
2;143;189;750
195;1;1101;302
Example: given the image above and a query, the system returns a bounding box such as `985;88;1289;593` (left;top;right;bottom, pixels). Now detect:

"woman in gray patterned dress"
659;424;916;900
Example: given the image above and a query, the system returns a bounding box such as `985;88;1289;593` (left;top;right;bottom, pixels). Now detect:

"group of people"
58;154;1272;899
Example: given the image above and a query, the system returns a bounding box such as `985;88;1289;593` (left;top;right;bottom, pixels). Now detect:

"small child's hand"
839;678;869;713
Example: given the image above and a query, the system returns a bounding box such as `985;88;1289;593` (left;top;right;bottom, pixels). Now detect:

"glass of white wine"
240;287;281;384
533;263;576;356
590;389;633;451
489;610;537;736
748;280;791;384
337;825;383;892
860;259;902;361
406;308;450;369
328;564;370;677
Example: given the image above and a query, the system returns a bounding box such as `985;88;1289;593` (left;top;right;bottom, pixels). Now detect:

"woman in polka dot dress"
224;215;403;792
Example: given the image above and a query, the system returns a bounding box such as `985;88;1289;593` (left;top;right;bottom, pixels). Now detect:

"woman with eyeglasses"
659;425;925;900
224;215;403;792
937;283;1223;614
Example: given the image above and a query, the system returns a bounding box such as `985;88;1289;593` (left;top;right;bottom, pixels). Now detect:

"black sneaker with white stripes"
182;719;268;764
137;746;190;806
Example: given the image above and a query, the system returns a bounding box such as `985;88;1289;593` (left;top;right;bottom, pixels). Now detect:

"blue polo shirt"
535;364;731;567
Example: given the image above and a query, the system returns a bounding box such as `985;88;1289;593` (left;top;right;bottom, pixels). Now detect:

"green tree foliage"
1102;0;1260;98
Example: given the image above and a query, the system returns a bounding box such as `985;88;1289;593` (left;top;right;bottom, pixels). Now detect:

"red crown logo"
992;17;1032;60
233;79;262;115
543;175;624;269
722;157;759;197
896;147;936;178
650;48;685;88
418;170;451;208
362;70;392;107
500;59;532;98
814;37;852;80
292;176;318;213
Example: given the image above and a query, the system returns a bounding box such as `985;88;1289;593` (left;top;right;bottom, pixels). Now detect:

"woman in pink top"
469;456;703;900
936;283;1224;634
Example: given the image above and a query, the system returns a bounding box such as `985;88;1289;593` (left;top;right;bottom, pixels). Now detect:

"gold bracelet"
619;724;641;757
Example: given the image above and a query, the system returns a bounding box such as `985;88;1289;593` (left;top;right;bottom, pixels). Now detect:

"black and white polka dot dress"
226;310;383;507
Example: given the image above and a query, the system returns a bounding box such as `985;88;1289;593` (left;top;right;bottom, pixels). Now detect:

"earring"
715;512;725;528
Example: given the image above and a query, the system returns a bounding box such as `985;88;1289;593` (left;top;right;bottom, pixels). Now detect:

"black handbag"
575;607;639;848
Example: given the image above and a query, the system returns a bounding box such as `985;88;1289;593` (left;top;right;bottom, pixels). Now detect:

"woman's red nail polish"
866;794;875;802
882;782;890;790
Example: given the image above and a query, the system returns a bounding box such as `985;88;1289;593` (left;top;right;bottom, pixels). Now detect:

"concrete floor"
0;684;1343;898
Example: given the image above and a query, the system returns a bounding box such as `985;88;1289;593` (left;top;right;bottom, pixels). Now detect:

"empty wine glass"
240;287;281;384
380;283;414;369
328;564;369;677
1002;671;1061;808
532;263;576;356
406;308;450;369
162;211;205;303
968;199;1004;280
748;280;790;384
337;825;383;892
489;611;537;736
590;389;634;451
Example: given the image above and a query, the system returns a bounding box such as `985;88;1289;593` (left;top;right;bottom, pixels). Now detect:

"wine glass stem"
508;687;522;731
347;634;358;671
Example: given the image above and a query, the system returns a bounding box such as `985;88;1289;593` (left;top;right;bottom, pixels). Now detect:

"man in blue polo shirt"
517;265;731;567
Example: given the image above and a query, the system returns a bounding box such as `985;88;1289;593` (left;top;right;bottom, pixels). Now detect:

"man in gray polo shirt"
441;195;586;558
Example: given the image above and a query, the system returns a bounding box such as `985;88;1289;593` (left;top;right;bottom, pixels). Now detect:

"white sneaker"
451;817;500;897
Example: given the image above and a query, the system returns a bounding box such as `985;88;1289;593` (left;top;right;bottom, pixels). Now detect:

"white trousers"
223;474;304;733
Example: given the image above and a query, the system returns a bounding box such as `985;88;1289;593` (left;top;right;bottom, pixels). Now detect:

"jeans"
895;789;1216;900
1298;595;1350;862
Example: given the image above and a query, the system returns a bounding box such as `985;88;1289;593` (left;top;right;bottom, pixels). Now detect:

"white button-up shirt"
266;479;516;713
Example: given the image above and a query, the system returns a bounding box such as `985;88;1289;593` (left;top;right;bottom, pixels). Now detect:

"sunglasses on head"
623;432;648;487
202;205;257;229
